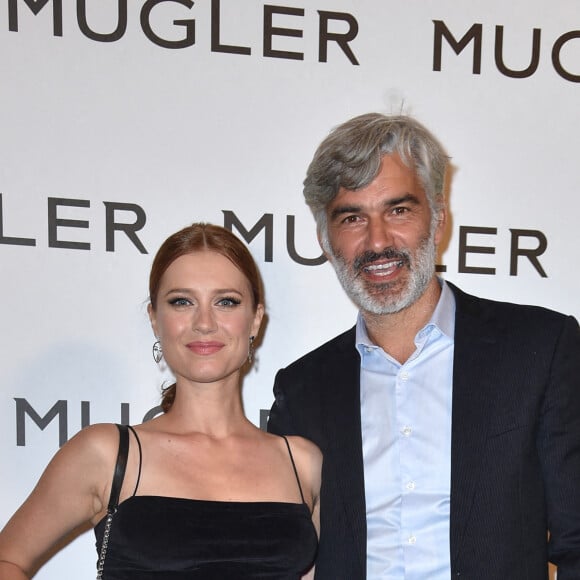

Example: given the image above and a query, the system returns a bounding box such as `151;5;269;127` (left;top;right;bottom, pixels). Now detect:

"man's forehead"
332;179;424;211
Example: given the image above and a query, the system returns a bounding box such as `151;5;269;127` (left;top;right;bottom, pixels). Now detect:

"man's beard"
329;231;437;315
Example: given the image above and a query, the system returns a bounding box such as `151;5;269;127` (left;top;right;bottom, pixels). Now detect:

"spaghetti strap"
281;436;306;505
126;425;142;497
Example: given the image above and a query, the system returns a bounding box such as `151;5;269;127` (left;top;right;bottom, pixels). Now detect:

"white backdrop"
1;1;578;577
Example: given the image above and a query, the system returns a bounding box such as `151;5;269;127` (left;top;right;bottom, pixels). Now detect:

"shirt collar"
355;278;456;350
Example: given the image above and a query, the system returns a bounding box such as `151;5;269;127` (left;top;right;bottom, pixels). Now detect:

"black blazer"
268;283;580;580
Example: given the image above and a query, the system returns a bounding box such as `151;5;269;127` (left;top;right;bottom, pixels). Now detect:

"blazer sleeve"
267;367;297;436
540;315;580;578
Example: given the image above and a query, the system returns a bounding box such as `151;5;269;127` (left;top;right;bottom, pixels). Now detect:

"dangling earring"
152;340;163;364
248;336;255;364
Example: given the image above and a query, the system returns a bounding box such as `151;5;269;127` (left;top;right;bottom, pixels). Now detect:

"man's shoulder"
273;326;360;406
448;281;576;337
279;326;358;374
449;281;572;321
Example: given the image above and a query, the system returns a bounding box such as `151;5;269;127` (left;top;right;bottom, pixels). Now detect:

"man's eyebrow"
384;193;421;207
330;205;362;220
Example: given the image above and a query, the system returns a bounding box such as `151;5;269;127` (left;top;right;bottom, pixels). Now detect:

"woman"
0;223;321;579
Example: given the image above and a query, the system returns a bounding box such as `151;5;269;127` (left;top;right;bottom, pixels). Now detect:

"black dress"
94;428;318;579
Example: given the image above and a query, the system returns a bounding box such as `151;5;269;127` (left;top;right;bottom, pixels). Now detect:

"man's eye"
392;207;408;215
342;215;360;224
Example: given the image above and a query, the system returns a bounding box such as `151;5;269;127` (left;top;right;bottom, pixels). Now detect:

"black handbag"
96;423;129;579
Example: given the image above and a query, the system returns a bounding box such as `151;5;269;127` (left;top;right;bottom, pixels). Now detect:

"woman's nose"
194;305;217;333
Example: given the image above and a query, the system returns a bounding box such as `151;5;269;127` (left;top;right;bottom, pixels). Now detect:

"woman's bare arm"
287;435;322;580
0;424;118;577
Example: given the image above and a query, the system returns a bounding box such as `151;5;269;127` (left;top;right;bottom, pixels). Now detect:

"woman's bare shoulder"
63;422;122;461
284;435;322;462
282;436;322;491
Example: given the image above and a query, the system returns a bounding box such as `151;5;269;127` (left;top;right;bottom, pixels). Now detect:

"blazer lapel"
448;283;499;566
324;327;367;573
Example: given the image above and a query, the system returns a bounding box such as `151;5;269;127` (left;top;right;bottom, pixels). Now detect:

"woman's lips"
186;341;225;355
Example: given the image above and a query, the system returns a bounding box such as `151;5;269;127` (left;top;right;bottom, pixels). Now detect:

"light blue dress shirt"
356;280;456;579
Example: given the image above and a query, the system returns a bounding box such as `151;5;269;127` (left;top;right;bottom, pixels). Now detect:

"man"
268;113;580;579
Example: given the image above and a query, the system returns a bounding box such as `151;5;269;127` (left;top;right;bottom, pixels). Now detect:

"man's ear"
317;227;333;262
433;205;447;246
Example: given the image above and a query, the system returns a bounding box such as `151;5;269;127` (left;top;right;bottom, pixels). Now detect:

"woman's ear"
148;302;158;337
251;304;265;338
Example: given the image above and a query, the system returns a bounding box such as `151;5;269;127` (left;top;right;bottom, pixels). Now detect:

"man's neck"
362;277;442;364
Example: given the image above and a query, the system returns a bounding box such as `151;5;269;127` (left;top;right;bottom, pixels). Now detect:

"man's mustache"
353;248;411;272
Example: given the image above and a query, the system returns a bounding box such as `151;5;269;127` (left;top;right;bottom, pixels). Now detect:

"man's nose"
367;218;393;252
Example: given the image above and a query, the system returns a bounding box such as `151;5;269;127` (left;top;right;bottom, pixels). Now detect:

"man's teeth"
365;261;401;271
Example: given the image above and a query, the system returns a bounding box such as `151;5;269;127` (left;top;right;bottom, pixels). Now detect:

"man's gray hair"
303;113;449;248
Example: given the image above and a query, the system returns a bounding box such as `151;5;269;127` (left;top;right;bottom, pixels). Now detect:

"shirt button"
364;346;373;353
408;535;417;545
400;372;408;382
401;426;412;437
406;481;416;490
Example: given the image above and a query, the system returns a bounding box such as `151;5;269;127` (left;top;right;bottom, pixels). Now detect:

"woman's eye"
217;297;241;307
169;297;191;307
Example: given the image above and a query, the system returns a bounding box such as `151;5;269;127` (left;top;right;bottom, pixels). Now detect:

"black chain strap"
96;424;129;579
